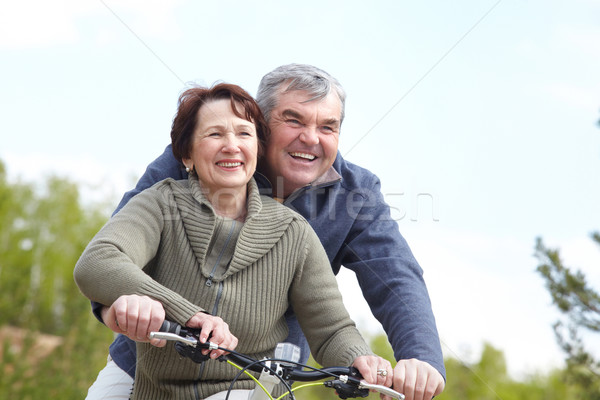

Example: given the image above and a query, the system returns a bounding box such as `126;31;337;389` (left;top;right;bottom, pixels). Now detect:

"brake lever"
149;332;198;346
149;331;221;364
359;381;405;400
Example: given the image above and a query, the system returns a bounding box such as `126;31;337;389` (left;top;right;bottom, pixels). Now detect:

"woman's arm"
74;185;201;326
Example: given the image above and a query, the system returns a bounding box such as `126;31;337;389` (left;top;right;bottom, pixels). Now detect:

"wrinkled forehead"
277;86;342;117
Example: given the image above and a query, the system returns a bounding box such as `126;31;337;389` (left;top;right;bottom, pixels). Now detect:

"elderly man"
88;64;445;400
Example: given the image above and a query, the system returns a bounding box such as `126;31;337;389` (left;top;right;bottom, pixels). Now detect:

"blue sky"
2;0;599;378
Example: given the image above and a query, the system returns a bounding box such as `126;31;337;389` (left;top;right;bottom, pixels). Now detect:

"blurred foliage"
536;234;600;399
437;343;576;400
0;159;114;399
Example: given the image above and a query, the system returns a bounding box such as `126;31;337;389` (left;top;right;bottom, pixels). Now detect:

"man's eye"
286;119;301;125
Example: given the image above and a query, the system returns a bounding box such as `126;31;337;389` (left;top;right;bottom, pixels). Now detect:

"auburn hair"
171;83;269;163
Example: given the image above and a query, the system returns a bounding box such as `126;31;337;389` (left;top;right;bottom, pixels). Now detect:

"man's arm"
340;201;444;371
336;174;445;398
113;144;186;216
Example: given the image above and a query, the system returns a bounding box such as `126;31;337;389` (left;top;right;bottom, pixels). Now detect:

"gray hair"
256;64;346;125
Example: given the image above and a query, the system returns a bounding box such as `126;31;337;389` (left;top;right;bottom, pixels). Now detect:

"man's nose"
299;126;319;146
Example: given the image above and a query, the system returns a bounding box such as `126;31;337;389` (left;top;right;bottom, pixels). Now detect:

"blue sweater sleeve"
336;176;446;379
113;144;186;216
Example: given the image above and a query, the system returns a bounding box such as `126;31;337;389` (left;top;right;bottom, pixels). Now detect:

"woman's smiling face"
184;98;258;196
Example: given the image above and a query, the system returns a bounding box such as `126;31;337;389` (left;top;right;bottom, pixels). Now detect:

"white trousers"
85;355;254;400
85;355;134;400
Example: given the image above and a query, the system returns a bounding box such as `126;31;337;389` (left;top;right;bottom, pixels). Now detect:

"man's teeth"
289;152;316;161
217;162;242;167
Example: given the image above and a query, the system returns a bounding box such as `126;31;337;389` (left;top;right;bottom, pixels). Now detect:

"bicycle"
149;321;405;400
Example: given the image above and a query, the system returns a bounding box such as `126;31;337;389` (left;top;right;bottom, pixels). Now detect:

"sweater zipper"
197;222;235;396
205;221;236;287
212;282;224;314
195;280;223;398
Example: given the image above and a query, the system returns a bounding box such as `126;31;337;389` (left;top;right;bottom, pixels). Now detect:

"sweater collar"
181;175;294;280
187;174;263;221
312;165;342;187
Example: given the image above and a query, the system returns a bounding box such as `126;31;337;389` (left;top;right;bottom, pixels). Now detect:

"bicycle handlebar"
150;320;405;399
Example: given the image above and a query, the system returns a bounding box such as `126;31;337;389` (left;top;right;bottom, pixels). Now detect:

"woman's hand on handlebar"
186;312;238;359
352;355;394;398
101;294;167;347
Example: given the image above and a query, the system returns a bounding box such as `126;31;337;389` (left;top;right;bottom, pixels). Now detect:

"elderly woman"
74;83;391;399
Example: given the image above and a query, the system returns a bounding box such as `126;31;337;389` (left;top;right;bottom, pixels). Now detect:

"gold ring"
377;369;387;377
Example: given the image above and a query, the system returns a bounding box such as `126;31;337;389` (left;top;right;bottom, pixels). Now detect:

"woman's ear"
182;158;193;173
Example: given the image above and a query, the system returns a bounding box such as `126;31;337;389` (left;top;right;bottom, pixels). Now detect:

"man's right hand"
392;358;445;400
101;294;166;347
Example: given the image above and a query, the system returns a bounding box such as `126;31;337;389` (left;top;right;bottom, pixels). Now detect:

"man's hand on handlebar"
185;312;238;359
393;359;445;400
101;294;167;347
352;356;444;400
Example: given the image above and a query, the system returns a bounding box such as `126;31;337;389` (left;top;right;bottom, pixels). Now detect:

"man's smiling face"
263;89;341;198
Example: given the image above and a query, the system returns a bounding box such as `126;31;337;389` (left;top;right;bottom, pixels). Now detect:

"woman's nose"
221;134;241;152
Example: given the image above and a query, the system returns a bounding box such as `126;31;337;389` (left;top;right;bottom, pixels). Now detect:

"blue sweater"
92;144;445;379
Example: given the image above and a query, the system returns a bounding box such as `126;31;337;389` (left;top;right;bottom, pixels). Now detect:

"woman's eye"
287;119;301;126
208;132;220;137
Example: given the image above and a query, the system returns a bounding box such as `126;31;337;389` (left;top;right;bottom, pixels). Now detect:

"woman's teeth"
217;162;242;167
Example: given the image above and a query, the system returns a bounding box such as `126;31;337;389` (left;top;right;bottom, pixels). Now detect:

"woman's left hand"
186;312;238;359
352;355;393;397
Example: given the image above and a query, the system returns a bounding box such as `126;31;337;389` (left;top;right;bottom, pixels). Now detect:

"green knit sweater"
74;176;372;399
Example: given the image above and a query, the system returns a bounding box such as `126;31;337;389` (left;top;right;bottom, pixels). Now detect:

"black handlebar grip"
348;366;362;379
160;320;182;335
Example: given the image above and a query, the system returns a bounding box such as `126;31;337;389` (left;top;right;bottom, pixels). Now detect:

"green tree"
0;159;114;399
438;343;508;400
439;343;574;400
535;234;600;399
